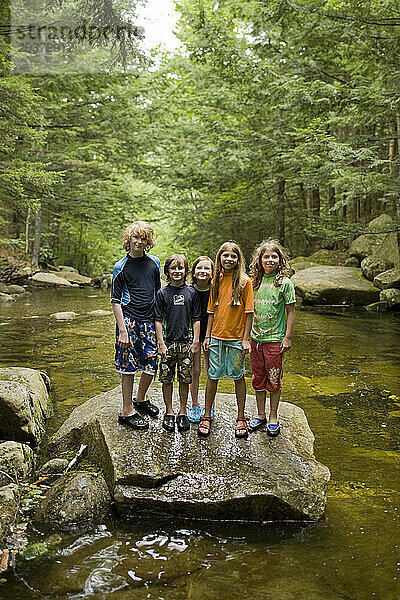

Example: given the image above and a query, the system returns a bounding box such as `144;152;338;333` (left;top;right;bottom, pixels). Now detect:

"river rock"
361;254;396;282
49;387;330;521
7;284;27;294
57;265;78;273
374;267;400;290
31;272;72;287
348;214;399;263
0;484;19;541
34;472;111;532
0;367;52;444
0;292;15;302
88;309;112;316
344;256;359;267
50;311;79;320
0;441;34;485
291;266;380;305
380;288;400;308
57;271;92;285
38;458;69;477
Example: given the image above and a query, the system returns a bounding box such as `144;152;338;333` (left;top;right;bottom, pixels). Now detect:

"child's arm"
242;312;253;354
281;303;295;353
155;320;167;359
112;304;130;347
203;313;214;351
190;320;200;354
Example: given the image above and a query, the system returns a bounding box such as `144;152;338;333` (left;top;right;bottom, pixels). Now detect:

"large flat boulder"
57;271;93;285
49;387;330;522
31;272;72;287
291;266;380;305
0;367;52;444
348;214;399;264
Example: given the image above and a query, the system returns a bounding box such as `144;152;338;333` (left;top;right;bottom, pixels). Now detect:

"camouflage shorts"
159;342;193;384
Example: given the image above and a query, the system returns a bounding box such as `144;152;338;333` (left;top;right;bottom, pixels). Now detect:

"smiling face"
129;231;147;256
194;259;213;284
220;250;238;273
168;260;186;286
261;248;280;275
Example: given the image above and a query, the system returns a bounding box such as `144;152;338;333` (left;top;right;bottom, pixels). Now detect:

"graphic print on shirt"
173;294;185;306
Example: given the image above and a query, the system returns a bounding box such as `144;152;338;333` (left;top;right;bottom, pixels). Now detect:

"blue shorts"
114;317;158;376
208;337;245;380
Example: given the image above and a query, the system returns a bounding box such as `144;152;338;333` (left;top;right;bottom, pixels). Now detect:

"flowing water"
0;288;399;600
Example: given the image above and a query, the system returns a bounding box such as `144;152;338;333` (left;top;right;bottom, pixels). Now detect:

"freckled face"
194;259;213;282
220;251;238;272
261;250;280;274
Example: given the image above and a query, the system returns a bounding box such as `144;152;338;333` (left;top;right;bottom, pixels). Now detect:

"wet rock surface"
0;484;19;541
0;367;52;444
0;441;34;485
50;387;330;521
291;266;380;305
34;471;111;532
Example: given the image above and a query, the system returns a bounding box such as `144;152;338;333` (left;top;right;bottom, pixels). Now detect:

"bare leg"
255;390;267;419
135;372;154;403
178;382;189;415
203;377;218;417
162;382;174;415
234;375;246;420
269;389;281;424
189;350;201;407
121;374;135;416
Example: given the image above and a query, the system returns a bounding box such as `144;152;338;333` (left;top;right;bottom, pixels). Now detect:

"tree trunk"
275;178;285;243
32;206;42;268
25;207;31;255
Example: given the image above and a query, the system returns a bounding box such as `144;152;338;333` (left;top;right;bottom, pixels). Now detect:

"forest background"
1;0;399;275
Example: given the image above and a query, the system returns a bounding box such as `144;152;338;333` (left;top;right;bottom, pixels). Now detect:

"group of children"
111;220;296;438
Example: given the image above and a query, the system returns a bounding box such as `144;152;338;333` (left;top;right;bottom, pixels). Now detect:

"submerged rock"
0;367;52;444
50;387;330;522
0;441;34;485
50;311;79;320
34;471;111;532
0;292;15;302
291;266;380;305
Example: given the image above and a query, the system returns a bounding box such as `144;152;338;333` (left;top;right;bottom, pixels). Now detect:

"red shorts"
250;340;283;392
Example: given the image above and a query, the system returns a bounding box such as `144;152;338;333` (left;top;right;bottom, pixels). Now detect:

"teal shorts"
208;337;245;380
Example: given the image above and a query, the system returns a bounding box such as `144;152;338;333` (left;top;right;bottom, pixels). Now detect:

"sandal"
132;398;159;418
235;418;248;439
249;416;267;432
162;414;176;432
118;412;149;431
197;416;212;438
266;421;281;437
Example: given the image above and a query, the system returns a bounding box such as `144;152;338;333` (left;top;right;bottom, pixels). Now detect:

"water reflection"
0;289;399;600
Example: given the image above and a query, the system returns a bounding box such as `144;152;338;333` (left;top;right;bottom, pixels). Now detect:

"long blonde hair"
211;241;246;307
250;239;289;290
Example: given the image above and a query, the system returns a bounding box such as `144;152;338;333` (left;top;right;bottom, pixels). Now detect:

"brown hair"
164;254;189;283
211;241;246;307
250;239;289;290
123;220;156;252
191;256;215;285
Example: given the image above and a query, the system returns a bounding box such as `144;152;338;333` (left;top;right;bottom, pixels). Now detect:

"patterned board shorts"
250;340;283;392
208;337;245;381
114;317;158;376
159;341;193;384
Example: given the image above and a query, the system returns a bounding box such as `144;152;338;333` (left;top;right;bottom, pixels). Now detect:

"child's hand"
203;338;210;351
242;339;251;354
190;341;200;355
117;331;130;348
158;342;168;359
280;337;291;353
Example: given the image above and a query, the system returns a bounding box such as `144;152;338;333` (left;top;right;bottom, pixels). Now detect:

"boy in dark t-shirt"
155;254;201;433
111;221;161;431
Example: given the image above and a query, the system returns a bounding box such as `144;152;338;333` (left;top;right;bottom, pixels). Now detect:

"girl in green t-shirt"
248;239;296;437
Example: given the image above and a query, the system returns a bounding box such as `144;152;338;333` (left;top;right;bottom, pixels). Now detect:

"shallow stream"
0;288;399;600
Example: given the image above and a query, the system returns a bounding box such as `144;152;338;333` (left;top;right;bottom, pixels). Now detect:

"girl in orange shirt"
198;241;254;438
